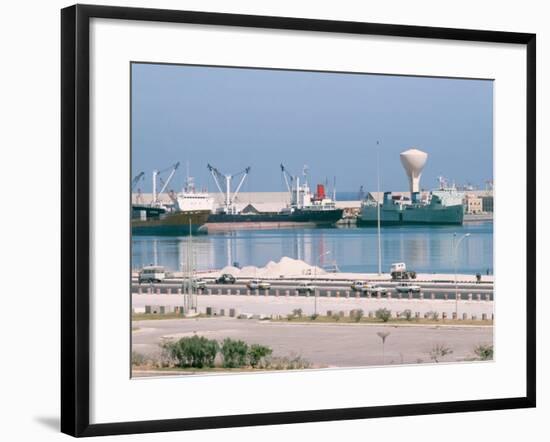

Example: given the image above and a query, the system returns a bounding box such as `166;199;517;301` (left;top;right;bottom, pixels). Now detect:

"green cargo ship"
357;189;464;226
132;205;210;235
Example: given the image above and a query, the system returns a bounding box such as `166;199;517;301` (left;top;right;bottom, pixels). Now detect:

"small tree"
375;308;392;322
248;344;273;368
221;338;249;368
402;309;413;321
377;331;391;364
292;308;303;318
474;344;494;361
429;343;453;363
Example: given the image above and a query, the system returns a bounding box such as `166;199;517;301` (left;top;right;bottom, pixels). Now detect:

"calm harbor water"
132;222;493;275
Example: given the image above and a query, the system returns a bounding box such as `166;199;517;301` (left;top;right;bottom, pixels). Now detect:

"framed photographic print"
61;4;536;437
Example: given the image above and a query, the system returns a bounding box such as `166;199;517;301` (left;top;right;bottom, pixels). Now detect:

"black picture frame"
61;4;536;437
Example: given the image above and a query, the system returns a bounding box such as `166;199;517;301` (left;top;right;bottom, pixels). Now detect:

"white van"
138;266;166;284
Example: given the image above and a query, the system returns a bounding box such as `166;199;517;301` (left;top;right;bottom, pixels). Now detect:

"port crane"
131;171;145;191
280;163;312;209
207;163;251;214
152;162;180;205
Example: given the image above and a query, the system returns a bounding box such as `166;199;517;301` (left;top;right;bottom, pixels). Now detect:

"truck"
390;262;417;281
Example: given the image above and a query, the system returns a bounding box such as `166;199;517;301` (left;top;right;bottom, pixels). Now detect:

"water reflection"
131;222;493;275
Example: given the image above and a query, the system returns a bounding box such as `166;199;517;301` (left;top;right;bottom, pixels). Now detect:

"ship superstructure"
358;149;465;226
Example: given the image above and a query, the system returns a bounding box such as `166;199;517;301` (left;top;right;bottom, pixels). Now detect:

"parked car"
351;281;388;294
370;285;388;294
215;273;236;284
138;266;166;284
247;279;271;290
184;278;206;289
351;281;369;292
297;281;316;293
395;282;421;293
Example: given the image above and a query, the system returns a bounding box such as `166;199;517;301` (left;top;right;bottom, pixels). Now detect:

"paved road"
133;282;493;300
132;317;493;369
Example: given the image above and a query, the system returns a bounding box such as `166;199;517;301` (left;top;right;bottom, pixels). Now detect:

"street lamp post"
454;233;471;316
314;251;331;316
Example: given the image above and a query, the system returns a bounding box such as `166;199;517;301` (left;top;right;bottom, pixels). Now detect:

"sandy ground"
132;317;493;369
133;294;494;318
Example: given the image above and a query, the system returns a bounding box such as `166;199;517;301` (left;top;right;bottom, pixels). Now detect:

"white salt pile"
219;256;326;279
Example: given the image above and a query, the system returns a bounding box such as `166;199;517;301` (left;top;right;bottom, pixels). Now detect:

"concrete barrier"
468;293;472;301
217;289;222;295
167;288;171;295
255;289;259;296
443;293;448;300
156;287;161;295
456;293;461;301
408;292;413;300
431;293;435;300
485;294;491;301
285;290;289;297
327;291;331;298
476;294;481;301
377;292;381;299
419;292;424;300
346;291;350;298
295;290;299;297
246;289;251;296
275;289;280;297
356;291;361;299
147;287;152;295
397;292;402;299
336;291;340;298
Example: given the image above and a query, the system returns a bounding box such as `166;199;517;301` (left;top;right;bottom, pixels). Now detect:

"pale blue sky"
131;63;493;194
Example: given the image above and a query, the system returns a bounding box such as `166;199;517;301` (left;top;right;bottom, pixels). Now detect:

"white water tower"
400;148;428;194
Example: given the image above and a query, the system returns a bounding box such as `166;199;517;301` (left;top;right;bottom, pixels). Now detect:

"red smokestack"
316;184;326;200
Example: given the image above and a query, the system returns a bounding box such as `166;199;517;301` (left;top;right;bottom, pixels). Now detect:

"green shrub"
428;343;453;363
375;308;392;322
402;309;413;321
353;309;364;322
292;308;303;318
474;344;494;361
310;313;319;320
163;335;219;368
131;351;148;367
221;338;249;368
248;344;273;368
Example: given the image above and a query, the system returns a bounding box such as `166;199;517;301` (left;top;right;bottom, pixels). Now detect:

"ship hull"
207;208;343;226
132;210;210;236
358;204;463;226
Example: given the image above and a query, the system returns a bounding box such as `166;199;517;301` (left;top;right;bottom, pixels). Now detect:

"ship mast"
207;163;251;214
376;141;382;276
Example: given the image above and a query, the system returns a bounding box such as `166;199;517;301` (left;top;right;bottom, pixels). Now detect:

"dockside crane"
131;171;145;191
207;163;251;214
152;162;180;205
